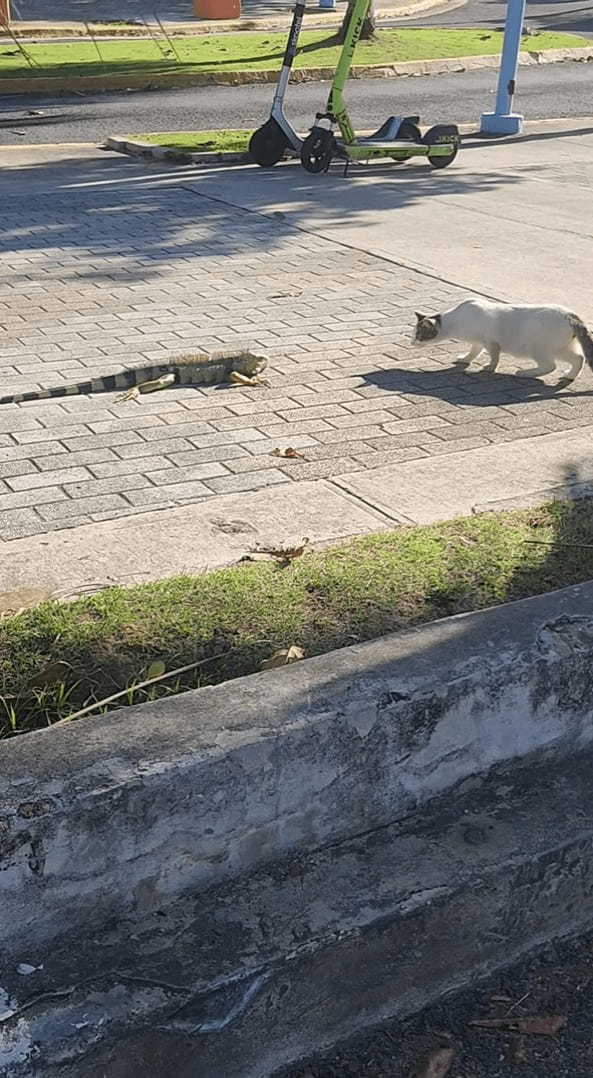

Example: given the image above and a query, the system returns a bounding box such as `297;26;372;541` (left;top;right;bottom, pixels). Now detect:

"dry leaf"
260;645;305;670
415;1046;456;1078
252;538;310;564
271;447;306;460
28;661;71;689
514;1017;567;1036
470;1015;566;1037
146;660;166;679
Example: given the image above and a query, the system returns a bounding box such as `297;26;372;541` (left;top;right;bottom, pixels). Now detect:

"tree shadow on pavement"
0;150;526;285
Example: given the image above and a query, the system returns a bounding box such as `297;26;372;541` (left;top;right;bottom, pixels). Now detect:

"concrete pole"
0;0;10;24
480;0;527;135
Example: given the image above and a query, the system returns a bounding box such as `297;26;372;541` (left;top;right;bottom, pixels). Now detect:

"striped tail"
0;366;167;406
570;315;593;373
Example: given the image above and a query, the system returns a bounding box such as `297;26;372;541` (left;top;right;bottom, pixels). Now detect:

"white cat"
413;299;593;384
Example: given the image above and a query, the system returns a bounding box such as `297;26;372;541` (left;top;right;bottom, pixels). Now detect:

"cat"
412;299;593;385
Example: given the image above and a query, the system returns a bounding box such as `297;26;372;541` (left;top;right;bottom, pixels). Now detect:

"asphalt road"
390;0;593;32
283;926;593;1077
0;61;591;145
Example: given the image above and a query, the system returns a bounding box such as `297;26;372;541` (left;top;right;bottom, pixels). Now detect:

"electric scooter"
249;0;305;166
300;0;459;173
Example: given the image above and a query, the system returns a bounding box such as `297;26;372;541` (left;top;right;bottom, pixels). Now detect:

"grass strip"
134;130;253;153
2;498;593;739
0;29;586;80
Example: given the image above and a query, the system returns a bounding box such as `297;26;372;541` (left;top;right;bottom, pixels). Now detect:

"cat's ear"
415;312;425;322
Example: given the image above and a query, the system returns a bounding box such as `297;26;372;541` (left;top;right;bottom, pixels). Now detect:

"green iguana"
0;350;269;406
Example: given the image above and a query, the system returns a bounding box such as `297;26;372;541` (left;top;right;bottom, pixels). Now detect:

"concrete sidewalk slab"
182;120;593;318
0;479;391;610
335;426;593;523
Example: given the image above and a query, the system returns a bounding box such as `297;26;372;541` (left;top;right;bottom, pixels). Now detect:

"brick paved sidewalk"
1;161;592;544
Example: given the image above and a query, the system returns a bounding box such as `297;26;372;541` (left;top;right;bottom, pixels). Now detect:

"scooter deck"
343;139;454;160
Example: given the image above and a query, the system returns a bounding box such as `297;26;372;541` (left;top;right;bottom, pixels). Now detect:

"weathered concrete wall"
3;582;593;959
6;750;593;1077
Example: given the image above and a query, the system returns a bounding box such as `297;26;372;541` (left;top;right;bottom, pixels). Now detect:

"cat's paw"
514;368;542;379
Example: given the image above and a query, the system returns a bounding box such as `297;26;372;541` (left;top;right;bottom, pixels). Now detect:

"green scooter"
300;0;459;174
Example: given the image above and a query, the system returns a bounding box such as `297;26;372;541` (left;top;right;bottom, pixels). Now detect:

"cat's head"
413;312;442;345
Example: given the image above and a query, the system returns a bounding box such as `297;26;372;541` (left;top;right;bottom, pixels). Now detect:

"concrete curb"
4;43;593;96
4;581;593;1074
105;135;251;165
3;579;593;953
103;107;593;168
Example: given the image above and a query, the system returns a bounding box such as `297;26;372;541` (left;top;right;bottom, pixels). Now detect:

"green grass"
136;129;252;153
0;28;586;80
2;499;593;739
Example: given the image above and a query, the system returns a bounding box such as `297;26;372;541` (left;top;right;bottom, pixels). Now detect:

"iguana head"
242;353;268;375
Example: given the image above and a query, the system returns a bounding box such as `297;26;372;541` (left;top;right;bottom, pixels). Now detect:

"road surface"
0;62;592;144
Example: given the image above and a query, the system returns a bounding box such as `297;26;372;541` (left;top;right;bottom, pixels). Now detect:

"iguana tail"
0;366;169;406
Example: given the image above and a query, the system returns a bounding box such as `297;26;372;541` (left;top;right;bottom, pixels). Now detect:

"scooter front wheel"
300;128;335;174
249;120;289;167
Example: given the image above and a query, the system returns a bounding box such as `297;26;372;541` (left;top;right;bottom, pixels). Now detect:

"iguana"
0;350;269;406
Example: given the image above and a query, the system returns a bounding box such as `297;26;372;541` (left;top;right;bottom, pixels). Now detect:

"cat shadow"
362;364;593;408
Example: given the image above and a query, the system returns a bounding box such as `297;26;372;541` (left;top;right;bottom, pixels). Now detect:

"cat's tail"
569;314;593;371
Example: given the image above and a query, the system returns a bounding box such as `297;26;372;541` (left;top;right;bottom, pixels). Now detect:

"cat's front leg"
483;343;501;373
455;343;483;368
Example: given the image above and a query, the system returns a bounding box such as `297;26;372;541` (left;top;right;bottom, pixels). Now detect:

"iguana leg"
228;370;270;387
116;373;176;402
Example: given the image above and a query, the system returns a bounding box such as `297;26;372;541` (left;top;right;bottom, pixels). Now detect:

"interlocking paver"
2;170;592;543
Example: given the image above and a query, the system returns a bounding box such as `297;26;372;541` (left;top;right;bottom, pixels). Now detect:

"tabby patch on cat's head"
413;312;442;343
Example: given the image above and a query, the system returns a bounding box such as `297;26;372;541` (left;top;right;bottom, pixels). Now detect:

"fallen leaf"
251;538;310;564
16;963;40;976
146;660;166;679
416;1046;456;1078
28;661;71;688
470;1015;566;1037
271;447;306;460
514;1017;567;1036
260;645;305;670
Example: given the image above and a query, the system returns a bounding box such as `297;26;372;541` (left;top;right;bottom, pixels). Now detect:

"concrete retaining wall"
3;581;593;960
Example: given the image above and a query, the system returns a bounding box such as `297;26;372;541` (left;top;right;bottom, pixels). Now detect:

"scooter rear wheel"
424;123;459;170
249;120;289;167
428;144;458;169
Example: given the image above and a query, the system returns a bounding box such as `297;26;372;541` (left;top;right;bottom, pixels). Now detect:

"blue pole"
480;0;527;134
